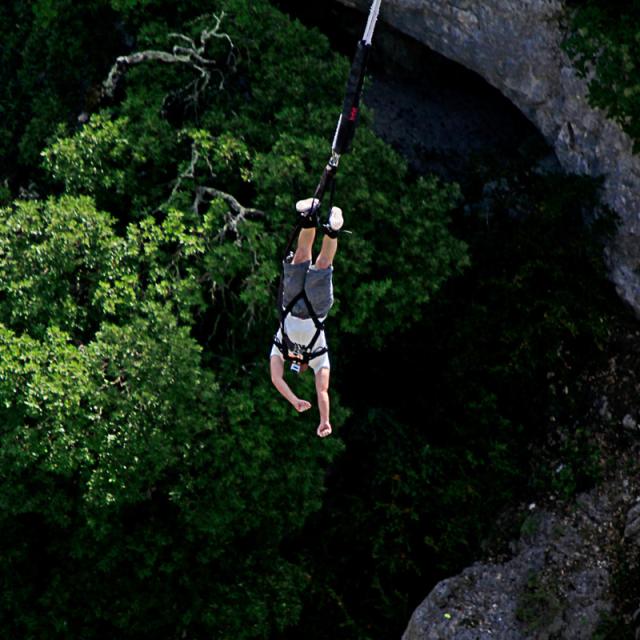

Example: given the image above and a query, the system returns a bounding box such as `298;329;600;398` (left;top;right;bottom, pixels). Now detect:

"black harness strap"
273;289;328;366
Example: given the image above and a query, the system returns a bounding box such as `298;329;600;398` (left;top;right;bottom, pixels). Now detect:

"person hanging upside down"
270;197;344;438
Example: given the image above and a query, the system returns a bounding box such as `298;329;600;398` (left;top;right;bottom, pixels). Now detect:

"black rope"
327;176;337;223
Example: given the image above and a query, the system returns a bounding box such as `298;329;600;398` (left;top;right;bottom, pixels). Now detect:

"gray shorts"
282;260;334;319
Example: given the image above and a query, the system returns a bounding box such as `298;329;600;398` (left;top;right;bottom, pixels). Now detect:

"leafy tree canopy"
565;0;640;149
0;0;467;637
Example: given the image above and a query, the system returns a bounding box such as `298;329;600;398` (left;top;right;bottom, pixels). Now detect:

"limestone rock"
339;0;640;316
402;481;631;639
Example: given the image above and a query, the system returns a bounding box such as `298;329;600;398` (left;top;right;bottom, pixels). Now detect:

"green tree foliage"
0;196;123;338
42;115;138;198
0;0;239;179
564;0;640;149
0;0;127;172
0;193;343;638
0;0;466;637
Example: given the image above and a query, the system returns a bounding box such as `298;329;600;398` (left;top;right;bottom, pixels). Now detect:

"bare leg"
315;235;338;269
293;227;316;264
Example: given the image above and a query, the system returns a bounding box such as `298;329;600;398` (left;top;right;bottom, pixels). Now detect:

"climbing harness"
273;0;383;370
272;289;329;372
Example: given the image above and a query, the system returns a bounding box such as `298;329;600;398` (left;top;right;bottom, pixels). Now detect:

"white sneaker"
328;206;343;232
296;198;321;216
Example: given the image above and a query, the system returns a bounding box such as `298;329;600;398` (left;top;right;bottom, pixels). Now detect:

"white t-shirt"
270;315;330;373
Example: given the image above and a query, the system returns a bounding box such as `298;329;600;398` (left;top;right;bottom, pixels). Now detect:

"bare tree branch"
167;140;203;205
102;12;236;105
195;186;264;231
166;163;265;320
165;133;263;242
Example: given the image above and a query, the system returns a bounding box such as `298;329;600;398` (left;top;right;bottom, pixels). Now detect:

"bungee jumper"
270;0;383;438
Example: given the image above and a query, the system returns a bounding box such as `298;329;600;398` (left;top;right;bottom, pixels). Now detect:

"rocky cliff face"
402;479;638;639
400;323;640;639
339;0;640;317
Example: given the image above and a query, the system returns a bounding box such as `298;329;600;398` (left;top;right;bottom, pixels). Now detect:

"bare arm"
315;367;332;437
270;356;311;412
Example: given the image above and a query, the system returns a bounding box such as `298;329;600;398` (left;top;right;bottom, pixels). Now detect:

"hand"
294;399;311;412
317;421;332;438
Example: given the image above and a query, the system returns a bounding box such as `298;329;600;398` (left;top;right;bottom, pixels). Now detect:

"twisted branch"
166;139;215;206
102;12;236;105
164;131;262;239
195;186;264;238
